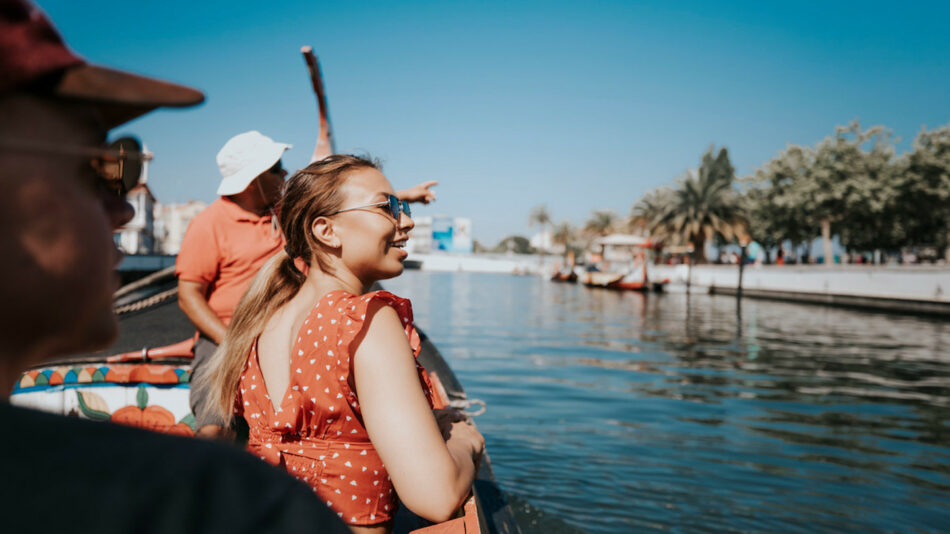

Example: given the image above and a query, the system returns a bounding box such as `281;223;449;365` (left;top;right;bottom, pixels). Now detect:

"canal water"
384;271;950;533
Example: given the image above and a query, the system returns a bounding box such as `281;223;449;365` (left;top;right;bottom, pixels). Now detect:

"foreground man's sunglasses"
0;135;150;196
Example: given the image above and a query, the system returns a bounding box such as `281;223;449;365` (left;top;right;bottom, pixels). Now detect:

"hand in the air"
397;180;439;204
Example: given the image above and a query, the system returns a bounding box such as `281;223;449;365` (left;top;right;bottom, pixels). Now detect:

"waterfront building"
115;183;157;254
529;230;563;255
407;215;473;253
406;215;434;253
113;153;157;254
433;216;473;253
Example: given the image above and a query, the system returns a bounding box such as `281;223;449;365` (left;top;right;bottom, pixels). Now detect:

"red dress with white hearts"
235;290;436;526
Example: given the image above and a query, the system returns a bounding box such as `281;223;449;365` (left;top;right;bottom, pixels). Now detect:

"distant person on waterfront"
176;134;438;438
0;1;348;531
740;237;764;266
193;155;484;533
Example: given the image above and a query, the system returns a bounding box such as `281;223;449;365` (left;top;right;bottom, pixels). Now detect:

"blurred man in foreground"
0;1;347;531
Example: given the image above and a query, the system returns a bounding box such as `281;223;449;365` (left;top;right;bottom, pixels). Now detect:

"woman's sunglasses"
332;194;411;221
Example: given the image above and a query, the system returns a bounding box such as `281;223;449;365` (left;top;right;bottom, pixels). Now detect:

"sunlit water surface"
384;271;950;533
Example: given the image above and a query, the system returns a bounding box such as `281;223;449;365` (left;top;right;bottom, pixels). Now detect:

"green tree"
741;145;812;250
742;122;902;262
891;124;950;258
494;235;534;254
800;121;895;261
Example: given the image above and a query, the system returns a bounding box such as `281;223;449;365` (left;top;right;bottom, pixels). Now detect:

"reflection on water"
384;272;950;533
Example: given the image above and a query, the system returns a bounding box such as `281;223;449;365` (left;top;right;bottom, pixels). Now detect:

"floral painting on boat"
10;363;195;436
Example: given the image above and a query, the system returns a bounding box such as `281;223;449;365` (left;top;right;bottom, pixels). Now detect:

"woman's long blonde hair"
193;154;380;427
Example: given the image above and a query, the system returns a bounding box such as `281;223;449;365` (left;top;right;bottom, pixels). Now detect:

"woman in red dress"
194;155;484;533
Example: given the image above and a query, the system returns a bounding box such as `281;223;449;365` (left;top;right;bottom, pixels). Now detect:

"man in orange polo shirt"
178;131;437;436
176;130;290;436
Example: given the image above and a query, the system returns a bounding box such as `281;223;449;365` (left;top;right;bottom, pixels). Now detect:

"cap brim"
55;63;204;128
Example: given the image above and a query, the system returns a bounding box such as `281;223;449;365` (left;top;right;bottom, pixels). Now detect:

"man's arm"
178;280;227;344
396;180;438;204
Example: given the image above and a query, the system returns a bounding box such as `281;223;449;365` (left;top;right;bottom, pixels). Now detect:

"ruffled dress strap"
335;290;436;410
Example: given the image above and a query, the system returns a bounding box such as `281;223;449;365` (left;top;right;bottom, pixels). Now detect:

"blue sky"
40;0;950;245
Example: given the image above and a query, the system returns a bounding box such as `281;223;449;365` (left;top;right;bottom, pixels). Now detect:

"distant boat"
581;271;624;288
578;234;669;292
550;251;578;283
581;264;668;292
606;276;650;291
550;270;577;283
608;276;669;292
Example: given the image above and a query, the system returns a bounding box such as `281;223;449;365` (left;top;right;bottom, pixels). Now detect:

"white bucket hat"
215;130;292;195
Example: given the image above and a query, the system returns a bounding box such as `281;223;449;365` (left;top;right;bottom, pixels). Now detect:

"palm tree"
649;147;746;263
528;204;552;254
551;221;575;254
584;209;618;237
582;210;619;264
630;187;675;237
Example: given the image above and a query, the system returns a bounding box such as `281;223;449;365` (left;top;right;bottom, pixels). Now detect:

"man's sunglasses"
332;194;411;221
0;135;150;197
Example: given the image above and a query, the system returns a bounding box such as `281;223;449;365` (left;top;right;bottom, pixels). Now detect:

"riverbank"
119;252;950;316
406;252;559;274
653;264;950;316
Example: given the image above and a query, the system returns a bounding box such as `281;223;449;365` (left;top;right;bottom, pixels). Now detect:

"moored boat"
550;251;578;283
581;271;624;288
581;262;668;292
607;277;649;291
550;270;577;283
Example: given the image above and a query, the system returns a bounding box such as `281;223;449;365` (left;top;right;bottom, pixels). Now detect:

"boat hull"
581;271;623;287
581;271;669;292
10;273;519;534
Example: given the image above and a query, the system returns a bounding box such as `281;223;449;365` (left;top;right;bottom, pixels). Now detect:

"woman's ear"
312;216;341;248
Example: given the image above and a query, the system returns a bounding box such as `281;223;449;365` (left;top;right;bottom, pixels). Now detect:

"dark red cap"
0;0;204;127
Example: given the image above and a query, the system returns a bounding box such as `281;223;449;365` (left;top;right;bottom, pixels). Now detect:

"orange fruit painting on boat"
76;386;196;436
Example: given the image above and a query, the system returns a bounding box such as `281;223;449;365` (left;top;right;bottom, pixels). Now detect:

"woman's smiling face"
332;167;414;285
